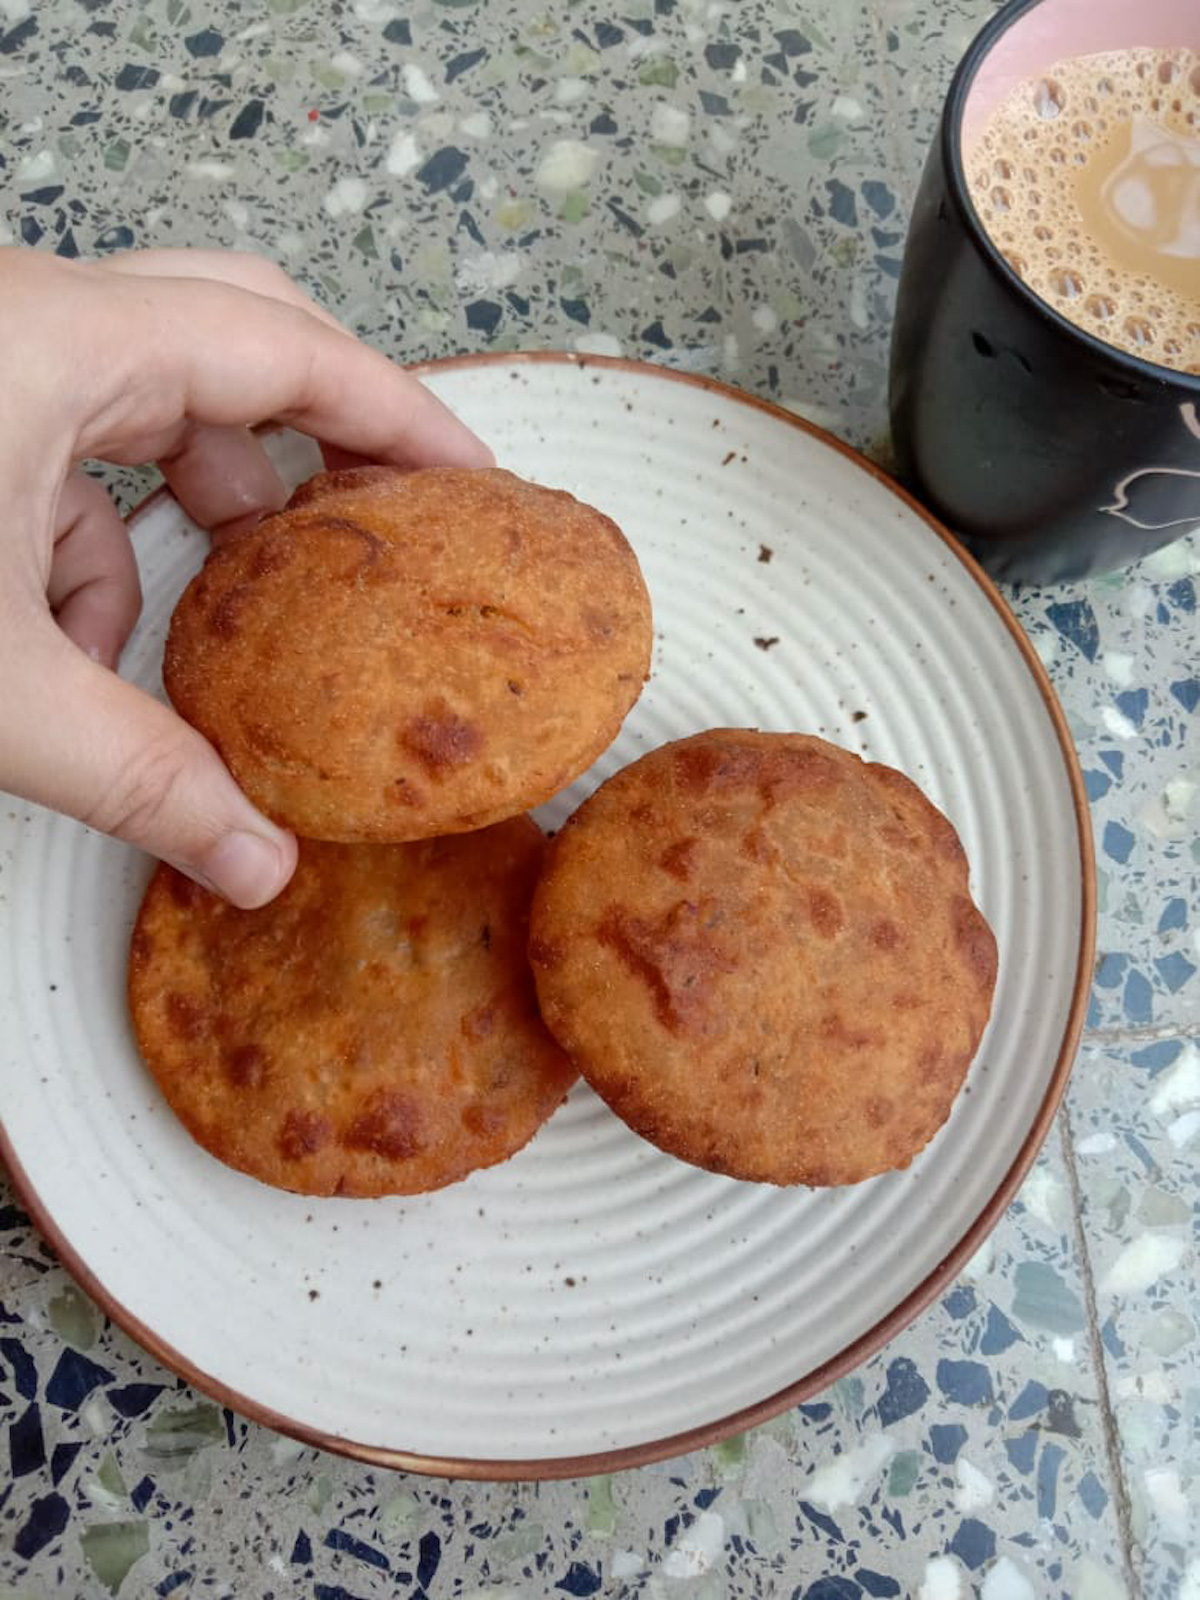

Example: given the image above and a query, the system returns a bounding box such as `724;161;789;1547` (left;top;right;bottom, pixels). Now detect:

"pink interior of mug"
962;0;1200;149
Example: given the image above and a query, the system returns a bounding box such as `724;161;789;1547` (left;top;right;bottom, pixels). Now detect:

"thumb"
3;620;297;907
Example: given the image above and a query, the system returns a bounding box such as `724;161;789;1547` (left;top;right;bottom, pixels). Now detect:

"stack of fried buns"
129;466;996;1198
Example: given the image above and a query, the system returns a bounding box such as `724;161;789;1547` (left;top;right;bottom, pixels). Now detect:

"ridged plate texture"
0;357;1090;1474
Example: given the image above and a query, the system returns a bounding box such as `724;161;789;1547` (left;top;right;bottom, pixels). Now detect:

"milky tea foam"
965;47;1200;374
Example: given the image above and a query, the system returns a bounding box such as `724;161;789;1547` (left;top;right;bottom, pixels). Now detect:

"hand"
0;247;491;907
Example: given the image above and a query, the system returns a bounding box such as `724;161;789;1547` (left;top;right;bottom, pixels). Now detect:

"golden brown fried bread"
530;730;997;1187
128;818;576;1197
164;466;652;841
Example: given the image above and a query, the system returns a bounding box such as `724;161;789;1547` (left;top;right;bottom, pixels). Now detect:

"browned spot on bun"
918;1042;945;1083
659;837;700;881
209;583;251;642
249;538;292;580
952;895;1000;990
740;826;779;865
582;607;616;642
165;993;204;1041
279;1110;333;1160
162;466;652;842
223;1043;266;1089
805;887;844;939
344;1090;425;1159
461;1102;506;1137
314;515;388;570
127;818;576;1197
864;1096;892;1129
669;739;735;793
462;1001;496;1040
401;712;484;776
386;777;425;808
881;821;920;853
597;901;737;1037
168;874;204;910
819;1011;883;1052
530;729;997;1187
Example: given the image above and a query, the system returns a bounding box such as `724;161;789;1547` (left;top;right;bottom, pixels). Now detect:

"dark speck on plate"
852;710;868;722
721;450;736;466
758;544;773;563
754;636;780;651
307;1289;319;1302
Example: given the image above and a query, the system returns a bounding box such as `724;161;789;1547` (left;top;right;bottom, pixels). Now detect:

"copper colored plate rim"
0;350;1097;1482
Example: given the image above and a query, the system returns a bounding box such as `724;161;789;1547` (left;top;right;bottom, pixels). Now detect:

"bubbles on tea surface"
1034;79;1064;119
1050;267;1084;299
965;44;1200;371
1124;315;1155;347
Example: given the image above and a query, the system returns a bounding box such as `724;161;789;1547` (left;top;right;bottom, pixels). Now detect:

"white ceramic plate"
0;356;1093;1477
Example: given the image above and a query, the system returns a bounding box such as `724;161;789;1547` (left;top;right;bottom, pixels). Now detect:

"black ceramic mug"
889;0;1200;584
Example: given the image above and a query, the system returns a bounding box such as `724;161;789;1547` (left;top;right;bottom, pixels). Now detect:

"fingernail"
81;639;119;670
198;831;289;909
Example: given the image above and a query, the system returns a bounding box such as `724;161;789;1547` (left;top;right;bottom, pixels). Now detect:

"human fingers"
320;443;376;473
99;253;339;529
97;246;348;334
0;616;297;908
77;272;493;473
156;421;289;542
45;469;142;670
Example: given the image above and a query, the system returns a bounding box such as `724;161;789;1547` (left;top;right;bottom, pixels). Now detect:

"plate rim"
0;350;1097;1481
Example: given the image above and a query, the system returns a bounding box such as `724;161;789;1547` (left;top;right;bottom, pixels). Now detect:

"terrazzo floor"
1;1;1197;1596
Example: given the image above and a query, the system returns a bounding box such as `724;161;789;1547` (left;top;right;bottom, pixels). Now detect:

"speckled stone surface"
0;1;1196;1597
